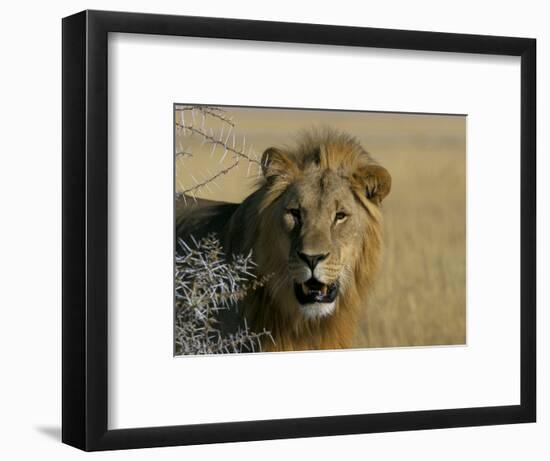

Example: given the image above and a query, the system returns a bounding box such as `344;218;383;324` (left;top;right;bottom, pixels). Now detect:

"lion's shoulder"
175;195;239;243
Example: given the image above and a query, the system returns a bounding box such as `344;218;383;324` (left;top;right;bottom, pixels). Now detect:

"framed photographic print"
62;10;536;451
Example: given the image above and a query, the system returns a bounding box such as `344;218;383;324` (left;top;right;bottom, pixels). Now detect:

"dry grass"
355;147;466;348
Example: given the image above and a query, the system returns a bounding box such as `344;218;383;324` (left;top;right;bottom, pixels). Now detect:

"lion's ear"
358;164;392;204
261;147;297;181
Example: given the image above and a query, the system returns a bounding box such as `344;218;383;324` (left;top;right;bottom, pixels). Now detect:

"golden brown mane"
221;128;391;351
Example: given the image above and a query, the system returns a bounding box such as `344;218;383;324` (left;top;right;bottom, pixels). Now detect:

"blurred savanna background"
175;105;466;349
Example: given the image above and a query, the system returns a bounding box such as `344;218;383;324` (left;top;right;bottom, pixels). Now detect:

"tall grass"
355;147;466;347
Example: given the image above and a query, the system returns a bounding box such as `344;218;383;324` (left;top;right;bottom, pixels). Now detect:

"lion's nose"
297;252;329;270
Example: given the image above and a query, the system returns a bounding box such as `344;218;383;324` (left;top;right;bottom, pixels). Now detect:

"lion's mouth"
293;278;339;304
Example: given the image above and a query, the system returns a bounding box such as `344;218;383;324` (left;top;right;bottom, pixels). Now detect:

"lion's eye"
287;208;301;222
335;211;347;222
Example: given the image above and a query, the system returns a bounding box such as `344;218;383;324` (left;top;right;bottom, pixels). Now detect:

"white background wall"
0;0;547;459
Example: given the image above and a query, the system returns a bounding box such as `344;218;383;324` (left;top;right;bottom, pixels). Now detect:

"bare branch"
176;122;260;166
175;105;235;127
175;150;193;159
177;158;240;197
174;235;273;355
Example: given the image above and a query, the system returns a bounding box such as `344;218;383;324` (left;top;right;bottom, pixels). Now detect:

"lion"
176;129;391;352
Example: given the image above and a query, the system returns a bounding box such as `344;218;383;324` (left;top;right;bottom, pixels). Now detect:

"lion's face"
258;137;391;321
280;170;370;318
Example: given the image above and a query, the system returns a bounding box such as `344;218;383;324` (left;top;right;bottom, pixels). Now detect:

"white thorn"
220;148;229;163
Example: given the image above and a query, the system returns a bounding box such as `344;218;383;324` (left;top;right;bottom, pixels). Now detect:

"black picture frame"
62;9;536;451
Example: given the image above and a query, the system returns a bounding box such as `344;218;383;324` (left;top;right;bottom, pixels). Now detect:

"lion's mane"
176;129;389;352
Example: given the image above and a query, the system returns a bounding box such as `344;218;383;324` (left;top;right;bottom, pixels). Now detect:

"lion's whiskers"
338;265;353;294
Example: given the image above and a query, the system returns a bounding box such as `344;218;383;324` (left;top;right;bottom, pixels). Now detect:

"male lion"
176;129;391;352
